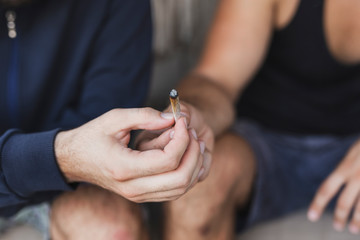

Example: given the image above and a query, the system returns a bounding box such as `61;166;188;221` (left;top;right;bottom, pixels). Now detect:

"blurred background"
148;0;218;109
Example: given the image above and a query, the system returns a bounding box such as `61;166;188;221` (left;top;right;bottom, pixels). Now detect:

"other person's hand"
137;102;214;182
55;108;203;202
308;139;360;234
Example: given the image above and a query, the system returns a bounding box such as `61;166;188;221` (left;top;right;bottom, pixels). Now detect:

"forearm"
174;0;276;137
178;73;236;137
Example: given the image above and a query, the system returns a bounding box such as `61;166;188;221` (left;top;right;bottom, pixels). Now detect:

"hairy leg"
50;185;148;240
163;132;256;240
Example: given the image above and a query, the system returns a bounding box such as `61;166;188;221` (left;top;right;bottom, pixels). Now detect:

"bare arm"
178;0;276;136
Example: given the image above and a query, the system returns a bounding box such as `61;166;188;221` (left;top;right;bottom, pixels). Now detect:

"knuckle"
176;174;192;188
120;187;138;200
110;168;128;182
140;107;154;118
165;156;180;171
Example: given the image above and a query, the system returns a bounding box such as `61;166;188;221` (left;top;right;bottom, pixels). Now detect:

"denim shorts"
232;120;359;231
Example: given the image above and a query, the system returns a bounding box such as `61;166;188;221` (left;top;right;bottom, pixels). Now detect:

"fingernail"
333;222;344;232
349;224;360;234
190;129;198;140
198;168;205;180
199;141;205;154
169;130;175;139
161;112;174;119
307;210;319;222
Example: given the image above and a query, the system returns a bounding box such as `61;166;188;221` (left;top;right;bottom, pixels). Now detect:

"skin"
163;0;360;238
55;108;209;203
53;0;360;238
51;185;149;240
51;107;211;239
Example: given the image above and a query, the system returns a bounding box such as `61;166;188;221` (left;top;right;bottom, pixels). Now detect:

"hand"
308;139;360;234
55;108;204;202
136;102;214;182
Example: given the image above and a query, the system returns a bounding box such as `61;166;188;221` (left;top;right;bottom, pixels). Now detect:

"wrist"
55;130;77;183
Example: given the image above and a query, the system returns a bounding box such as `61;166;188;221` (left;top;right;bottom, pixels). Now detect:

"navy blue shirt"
0;0;152;216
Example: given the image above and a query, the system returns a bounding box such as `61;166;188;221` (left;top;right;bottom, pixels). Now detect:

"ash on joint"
169;89;178;99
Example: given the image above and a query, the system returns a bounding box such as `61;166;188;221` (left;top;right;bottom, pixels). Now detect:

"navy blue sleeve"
45;0;153;130
0;129;71;216
0;0;152;216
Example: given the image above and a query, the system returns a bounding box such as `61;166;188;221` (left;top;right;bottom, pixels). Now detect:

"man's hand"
136;102;214;182
308;139;360;234
55;107;204;202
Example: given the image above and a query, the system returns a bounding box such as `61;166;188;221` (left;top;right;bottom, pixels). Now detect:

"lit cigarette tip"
169;89;178;99
169;89;180;122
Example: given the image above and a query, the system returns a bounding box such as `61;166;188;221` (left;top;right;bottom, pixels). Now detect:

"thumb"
102;108;175;134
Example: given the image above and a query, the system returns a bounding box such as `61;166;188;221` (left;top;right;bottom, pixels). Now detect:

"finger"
137;128;174;151
130;188;187;203
308;173;345;222
199;150;212;181
102;108;175;134
187;138;204;190
133;127;170;148
349;196;360;234
199;124;215;151
133;196;180;203
117;128;202;198
113;118;190;180
183;102;215;152
115;132;131;146
169;102;215;156
333;180;360;231
164;103;190;123
132;151;202;202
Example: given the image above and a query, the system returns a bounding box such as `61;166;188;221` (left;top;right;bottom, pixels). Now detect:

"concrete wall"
148;0;219;109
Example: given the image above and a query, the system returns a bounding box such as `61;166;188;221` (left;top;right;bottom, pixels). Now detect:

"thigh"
233;120;360;230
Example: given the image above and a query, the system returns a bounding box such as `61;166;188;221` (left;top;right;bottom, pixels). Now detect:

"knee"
164;133;256;234
213;133;256;177
50;185;146;240
164;178;230;235
164;200;220;237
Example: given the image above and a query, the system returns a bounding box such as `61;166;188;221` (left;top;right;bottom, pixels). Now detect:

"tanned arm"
178;0;277;136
